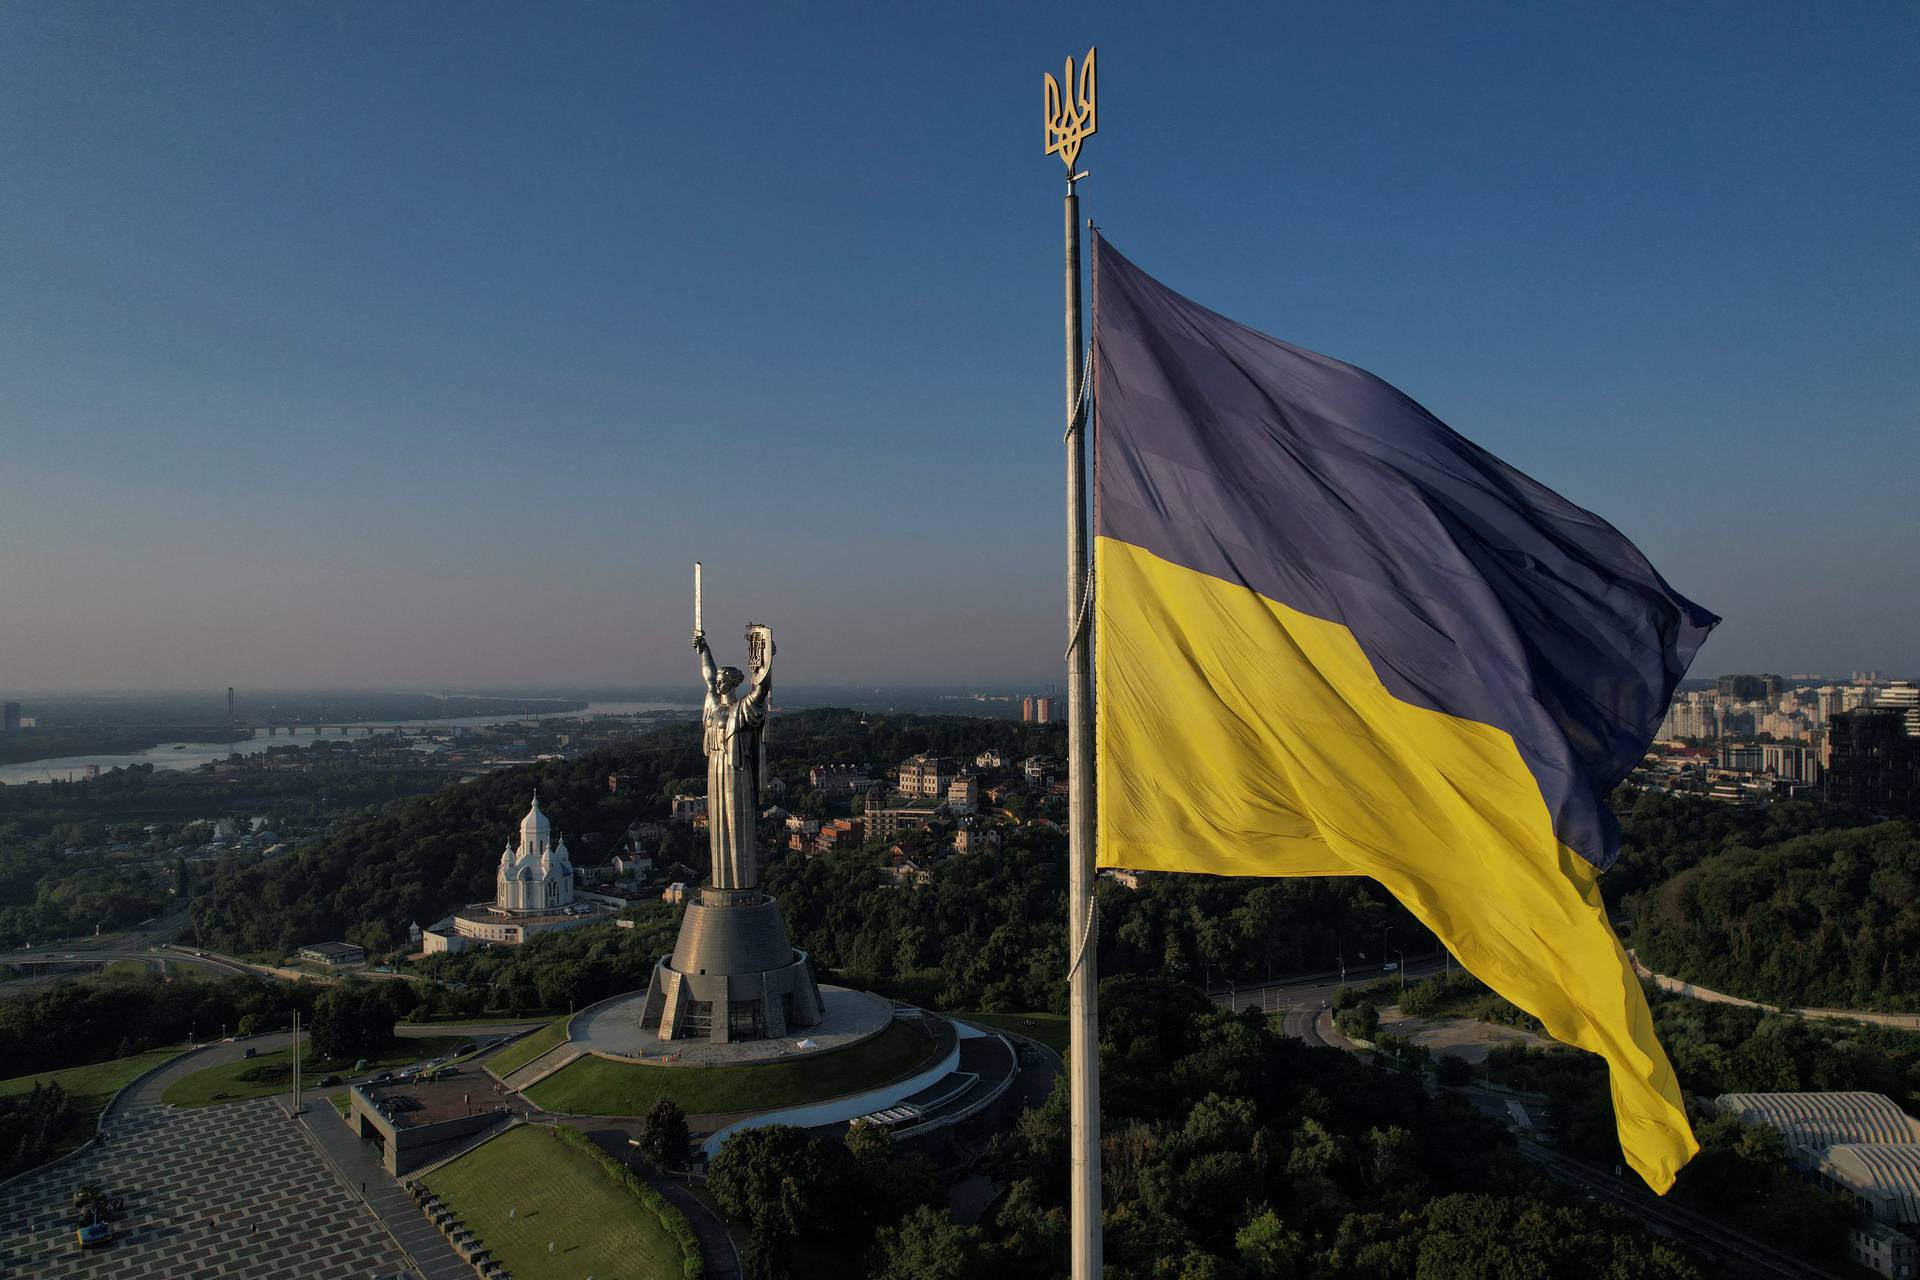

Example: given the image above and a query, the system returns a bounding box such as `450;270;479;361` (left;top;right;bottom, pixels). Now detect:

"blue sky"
2;3;1914;688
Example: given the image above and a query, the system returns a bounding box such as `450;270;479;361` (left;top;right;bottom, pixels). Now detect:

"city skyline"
3;4;1916;689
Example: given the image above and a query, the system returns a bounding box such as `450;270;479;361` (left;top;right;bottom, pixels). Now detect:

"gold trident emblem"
1044;47;1097;171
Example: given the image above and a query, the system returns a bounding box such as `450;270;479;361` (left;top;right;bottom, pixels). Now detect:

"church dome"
519;795;550;847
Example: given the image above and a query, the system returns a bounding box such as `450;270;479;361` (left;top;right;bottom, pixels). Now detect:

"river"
0;701;698;786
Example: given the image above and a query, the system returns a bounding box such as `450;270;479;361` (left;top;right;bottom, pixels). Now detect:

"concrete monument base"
580;984;893;1067
640;887;825;1042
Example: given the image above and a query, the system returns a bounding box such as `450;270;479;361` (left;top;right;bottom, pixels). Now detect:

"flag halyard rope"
1065;888;1099;982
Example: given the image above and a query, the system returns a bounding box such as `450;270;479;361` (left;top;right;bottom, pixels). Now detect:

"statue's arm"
748;635;774;708
694;630;717;692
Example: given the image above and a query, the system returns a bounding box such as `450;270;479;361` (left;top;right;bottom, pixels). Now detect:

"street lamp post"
1395;949;1407;992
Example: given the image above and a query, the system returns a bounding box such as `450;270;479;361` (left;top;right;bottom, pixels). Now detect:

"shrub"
1435;1054;1472;1086
1333;979;1396;1011
234;1063;292;1085
1398;970;1487;1017
1334;1002;1379;1042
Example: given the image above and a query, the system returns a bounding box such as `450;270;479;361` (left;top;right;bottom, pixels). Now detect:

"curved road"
1518;1142;1838;1279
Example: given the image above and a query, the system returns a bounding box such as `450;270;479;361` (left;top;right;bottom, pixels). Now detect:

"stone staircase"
498;1043;585;1092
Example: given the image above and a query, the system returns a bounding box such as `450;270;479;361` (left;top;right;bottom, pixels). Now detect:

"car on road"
1381;962;1399;972
317;1075;341;1087
242;1047;258;1059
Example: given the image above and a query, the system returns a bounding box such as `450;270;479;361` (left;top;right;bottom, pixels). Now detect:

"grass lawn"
160;1034;469;1108
957;1011;1068;1057
423;1124;682;1279
99;959;150;980
483;1017;571;1078
0;1047;182;1158
527;1019;932;1116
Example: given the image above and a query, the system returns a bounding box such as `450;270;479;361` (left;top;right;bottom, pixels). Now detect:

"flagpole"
1045;46;1102;1280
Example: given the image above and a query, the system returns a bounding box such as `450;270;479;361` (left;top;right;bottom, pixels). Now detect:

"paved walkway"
1629;952;1920;1029
293;1101;472;1280
498;1044;583;1091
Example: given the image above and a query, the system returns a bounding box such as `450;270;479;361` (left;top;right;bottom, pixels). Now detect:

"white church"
421;794;619;954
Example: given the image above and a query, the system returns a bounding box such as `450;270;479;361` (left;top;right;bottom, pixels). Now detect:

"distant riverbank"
0;699;692;786
0;727;241;769
0;693;590;771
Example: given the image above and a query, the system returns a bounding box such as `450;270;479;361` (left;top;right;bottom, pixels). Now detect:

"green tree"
1334;1001;1379;1041
709;1124;856;1273
344;918;394;957
1235;1208;1307;1278
639;1097;690;1171
534;959;592;1012
845;1119;944;1229
309;984;394;1062
870;1205;997;1280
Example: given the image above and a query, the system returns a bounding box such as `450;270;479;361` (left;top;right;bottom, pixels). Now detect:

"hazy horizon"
4;5;1915;688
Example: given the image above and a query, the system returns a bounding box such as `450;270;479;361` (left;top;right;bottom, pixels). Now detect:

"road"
4;946;256;980
3;911;422;986
1206;953;1453;1017
1518;1143;1838;1278
2;910;264;983
1234;960;1831;1278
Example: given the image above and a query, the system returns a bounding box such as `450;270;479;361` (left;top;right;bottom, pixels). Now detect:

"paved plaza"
573;984;893;1066
0;1094;414;1280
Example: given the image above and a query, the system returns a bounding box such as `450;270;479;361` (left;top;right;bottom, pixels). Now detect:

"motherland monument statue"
694;612;772;891
640;563;823;1042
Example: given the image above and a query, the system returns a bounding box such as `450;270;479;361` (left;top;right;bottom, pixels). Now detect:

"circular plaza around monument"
574;983;893;1067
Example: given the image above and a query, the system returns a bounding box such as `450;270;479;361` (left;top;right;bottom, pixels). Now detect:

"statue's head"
717;666;746;694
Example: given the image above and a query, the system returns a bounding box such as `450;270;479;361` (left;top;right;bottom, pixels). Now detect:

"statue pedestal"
640;888;823;1042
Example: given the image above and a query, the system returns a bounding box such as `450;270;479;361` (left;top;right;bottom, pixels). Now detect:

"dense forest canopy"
0;767;451;946
187;710;1068;955
977;980;1702;1280
1630;817;1920;1010
768;835;1433;1013
186;709;1439;981
180;716;1920;1019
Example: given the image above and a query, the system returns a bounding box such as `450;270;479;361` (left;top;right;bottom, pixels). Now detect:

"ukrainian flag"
1092;237;1717;1192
